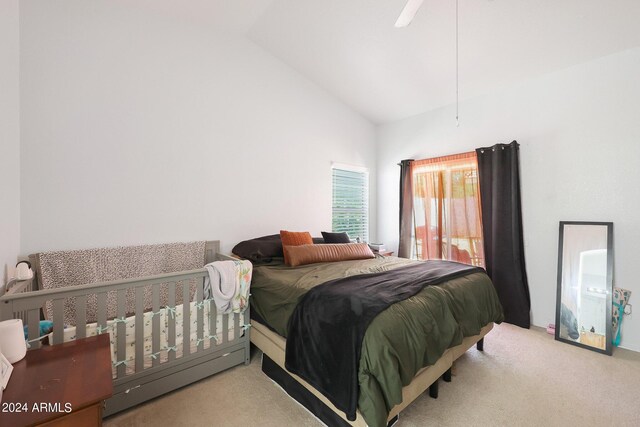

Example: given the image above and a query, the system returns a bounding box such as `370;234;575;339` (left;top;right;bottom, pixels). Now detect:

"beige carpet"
104;323;640;427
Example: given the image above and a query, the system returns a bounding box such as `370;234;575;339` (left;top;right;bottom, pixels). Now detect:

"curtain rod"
398;150;476;166
477;140;519;154
399;142;519;165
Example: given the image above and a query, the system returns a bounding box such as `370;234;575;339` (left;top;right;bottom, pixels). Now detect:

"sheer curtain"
412;152;484;267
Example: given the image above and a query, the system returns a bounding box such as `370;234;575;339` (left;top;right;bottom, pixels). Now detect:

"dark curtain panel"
476;141;531;328
398;159;414;258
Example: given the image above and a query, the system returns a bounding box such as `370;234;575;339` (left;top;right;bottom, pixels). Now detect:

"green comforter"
250;256;504;427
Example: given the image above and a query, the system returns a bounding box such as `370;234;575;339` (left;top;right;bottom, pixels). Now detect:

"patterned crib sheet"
54;300;247;378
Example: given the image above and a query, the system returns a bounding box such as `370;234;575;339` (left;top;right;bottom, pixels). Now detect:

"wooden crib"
0;240;250;416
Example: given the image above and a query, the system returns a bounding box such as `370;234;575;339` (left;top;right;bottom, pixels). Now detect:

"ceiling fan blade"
395;0;425;27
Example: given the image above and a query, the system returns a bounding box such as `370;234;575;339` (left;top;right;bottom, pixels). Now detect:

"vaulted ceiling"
133;0;640;124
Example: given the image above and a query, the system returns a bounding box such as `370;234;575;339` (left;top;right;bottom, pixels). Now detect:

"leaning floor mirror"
555;221;613;355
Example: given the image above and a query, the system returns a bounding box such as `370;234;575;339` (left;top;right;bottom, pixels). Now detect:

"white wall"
0;0;21;285
377;48;640;351
20;1;376;256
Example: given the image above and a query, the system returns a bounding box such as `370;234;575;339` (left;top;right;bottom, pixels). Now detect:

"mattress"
55;300;248;378
250;256;504;427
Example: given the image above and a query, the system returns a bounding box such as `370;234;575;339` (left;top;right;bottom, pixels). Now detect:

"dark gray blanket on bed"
284;260;484;421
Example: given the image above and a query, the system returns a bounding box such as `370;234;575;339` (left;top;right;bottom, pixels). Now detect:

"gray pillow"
321;231;351;244
232;234;326;264
232;235;283;263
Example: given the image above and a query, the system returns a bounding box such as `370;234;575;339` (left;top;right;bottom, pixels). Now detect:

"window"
411;152;484;267
332;164;369;242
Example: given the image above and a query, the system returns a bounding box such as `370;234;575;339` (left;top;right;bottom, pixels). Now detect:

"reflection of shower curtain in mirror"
561;225;608;340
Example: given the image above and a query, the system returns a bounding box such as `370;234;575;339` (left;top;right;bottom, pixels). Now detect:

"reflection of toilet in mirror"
577;249;607;350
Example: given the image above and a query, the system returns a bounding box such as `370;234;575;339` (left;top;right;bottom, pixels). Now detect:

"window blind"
332;167;369;242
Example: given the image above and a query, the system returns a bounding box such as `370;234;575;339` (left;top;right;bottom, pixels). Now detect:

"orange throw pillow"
286;243;375;267
280;230;313;264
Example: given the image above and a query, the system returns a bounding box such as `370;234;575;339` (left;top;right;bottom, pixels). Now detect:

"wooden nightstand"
0;334;113;427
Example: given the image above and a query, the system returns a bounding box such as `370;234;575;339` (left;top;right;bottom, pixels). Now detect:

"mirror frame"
555;221;613;355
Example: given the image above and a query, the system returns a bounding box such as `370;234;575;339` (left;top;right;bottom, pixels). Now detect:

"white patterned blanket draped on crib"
204;259;252;314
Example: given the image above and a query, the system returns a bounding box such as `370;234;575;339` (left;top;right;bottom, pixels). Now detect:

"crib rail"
0;278;36;324
0;265;247;382
0;277;34;297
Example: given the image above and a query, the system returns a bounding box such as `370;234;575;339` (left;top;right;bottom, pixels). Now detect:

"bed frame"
251;319;492;426
0;240;250;417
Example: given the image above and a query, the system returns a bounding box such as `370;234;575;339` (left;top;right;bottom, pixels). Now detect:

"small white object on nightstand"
0;352;13;391
0;319;27;364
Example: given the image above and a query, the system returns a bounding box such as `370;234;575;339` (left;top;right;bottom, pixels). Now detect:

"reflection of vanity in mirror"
555;222;613;355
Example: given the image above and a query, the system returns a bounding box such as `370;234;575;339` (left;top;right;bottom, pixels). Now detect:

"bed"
0;240;251;416
246;250;504;427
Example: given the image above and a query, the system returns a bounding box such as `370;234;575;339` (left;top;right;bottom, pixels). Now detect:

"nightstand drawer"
39;404;102;427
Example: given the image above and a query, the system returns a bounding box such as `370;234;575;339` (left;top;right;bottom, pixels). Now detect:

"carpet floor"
104;323;640;426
